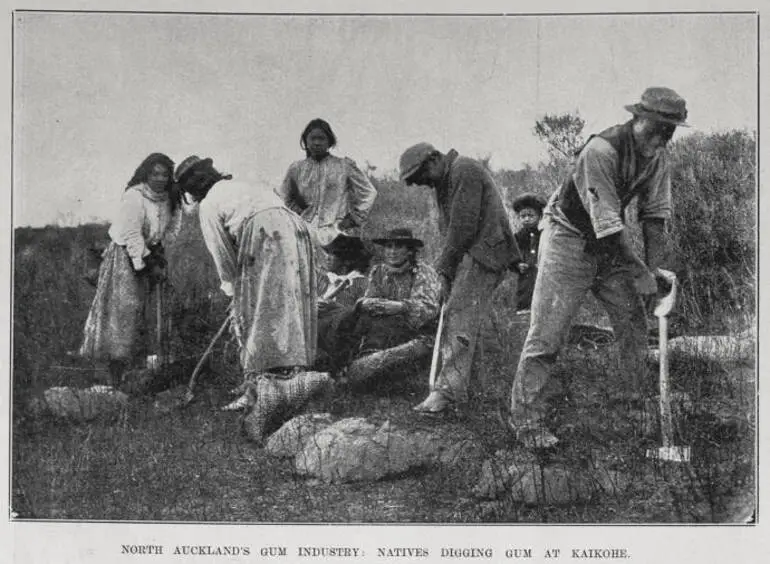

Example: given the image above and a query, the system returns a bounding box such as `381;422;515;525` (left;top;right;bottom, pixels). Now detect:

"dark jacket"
434;150;521;280
513;225;540;310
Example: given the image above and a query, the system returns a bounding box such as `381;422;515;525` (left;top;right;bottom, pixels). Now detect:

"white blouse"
108;184;182;270
198;179;286;297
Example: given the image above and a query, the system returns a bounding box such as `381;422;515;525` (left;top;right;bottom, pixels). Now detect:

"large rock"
293;418;448;483
28;385;129;422
473;450;629;504
153;385;190;414
265;413;335;458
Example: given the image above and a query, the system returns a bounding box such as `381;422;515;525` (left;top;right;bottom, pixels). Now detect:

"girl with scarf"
78;152;182;385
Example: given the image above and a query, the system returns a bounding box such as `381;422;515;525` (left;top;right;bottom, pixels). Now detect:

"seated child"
317;235;371;308
316;235;373;372
512;192;547;312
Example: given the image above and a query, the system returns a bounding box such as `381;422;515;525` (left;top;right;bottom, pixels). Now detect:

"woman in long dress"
276;118;378;249
78;152;182;385
174;155;316;376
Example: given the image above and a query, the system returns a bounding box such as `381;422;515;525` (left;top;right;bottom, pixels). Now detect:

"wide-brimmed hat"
324;234;371;260
371;227;424;248
512;192;548;213
174;155;213;183
624;87;689;127
399;142;437;182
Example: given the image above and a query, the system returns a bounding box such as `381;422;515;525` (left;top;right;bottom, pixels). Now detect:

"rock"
293;418;446;483
473;450;629;504
153;385;189;413
510;465;614;505
473;457;514;500
265;413;335;458
121;368;161;395
28;385;129;422
472;450;533;500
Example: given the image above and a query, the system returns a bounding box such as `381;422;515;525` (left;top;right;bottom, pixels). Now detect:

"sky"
13;11;758;227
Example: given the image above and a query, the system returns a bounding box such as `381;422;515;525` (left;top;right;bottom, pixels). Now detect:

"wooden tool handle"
658;315;674;447
186;316;231;394
428;304;446;389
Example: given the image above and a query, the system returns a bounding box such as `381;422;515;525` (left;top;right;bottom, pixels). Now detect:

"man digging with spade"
399;143;522;414
507;87;689;449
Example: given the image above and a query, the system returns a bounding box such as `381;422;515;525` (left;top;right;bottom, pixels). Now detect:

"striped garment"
364;259;441;330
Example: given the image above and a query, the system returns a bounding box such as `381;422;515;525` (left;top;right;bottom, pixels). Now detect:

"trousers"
509;217;649;426
434;255;506;403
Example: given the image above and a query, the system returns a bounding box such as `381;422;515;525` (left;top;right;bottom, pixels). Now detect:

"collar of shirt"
326;270;366;286
381;261;414;276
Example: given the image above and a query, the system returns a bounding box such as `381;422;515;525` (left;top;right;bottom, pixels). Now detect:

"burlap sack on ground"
222;371;333;443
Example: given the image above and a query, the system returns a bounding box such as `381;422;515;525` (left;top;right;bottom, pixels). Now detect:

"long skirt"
78;242;159;362
234;208;317;375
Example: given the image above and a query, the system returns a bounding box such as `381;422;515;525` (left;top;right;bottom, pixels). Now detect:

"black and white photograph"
3;2;766;562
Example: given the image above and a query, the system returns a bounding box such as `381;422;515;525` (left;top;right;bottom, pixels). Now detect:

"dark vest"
555;121;652;241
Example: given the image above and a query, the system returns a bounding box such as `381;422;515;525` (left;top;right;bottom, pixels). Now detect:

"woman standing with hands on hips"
78;152;182;386
276;118;378;249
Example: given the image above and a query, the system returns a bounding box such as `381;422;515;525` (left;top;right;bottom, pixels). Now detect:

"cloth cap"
399;142;437;182
624;87;689;126
371;227;424;248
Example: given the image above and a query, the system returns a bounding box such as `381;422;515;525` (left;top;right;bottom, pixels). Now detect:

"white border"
1;1;767;562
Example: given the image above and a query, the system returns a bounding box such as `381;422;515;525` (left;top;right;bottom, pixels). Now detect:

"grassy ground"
11;225;755;523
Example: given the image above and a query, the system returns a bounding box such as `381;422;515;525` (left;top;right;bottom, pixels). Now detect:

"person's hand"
633;269;658;296
517;262;530;273
654;268;675;294
359;298;404;316
378;300;405;316
439;274;452;302
148;263;166;284
338;215;357;232
144;248;167;283
221;281;235;298
229;317;243;347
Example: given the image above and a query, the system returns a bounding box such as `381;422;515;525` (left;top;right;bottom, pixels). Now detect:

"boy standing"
512;192;547;312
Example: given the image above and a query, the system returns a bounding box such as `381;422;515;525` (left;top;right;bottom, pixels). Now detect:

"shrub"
667;130;756;331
